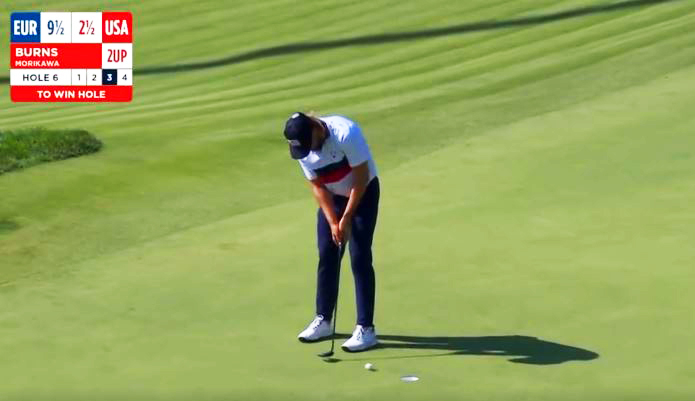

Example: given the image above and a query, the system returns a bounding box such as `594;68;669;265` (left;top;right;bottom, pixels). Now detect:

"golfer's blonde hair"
305;110;323;127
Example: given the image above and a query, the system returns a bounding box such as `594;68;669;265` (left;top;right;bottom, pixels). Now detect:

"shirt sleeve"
299;161;317;180
337;123;370;167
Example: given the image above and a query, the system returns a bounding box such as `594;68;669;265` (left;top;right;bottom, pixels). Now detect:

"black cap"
284;112;314;159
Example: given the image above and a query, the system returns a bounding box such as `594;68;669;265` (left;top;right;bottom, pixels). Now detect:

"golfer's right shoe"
297;315;333;343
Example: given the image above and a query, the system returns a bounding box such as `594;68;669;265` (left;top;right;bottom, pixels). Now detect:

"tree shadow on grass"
334;333;599;365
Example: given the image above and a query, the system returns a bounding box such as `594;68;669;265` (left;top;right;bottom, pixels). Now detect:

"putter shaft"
318;242;343;358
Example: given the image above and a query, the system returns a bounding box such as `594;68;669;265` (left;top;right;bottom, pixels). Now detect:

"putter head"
317;350;334;358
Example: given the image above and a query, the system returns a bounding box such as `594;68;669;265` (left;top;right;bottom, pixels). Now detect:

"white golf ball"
364;363;374;370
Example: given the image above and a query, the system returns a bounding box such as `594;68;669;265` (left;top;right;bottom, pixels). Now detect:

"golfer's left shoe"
341;325;378;352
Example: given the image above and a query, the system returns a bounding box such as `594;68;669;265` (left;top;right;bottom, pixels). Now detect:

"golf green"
1;1;694;400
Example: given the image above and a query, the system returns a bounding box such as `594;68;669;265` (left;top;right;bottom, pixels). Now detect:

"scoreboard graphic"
10;11;133;102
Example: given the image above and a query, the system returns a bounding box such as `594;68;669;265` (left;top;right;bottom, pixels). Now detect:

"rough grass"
0;128;102;174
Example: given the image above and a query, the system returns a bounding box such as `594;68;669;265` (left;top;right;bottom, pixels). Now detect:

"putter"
318;242;344;359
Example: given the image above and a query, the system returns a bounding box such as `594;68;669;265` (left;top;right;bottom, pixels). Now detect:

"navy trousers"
316;177;380;327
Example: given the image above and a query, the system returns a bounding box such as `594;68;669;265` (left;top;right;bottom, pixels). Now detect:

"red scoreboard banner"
10;11;133;102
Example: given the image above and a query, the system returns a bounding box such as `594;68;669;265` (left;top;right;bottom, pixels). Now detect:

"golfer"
284;111;380;352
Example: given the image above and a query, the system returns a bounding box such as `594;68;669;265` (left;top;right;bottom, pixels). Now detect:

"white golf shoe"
341;325;378;352
297;315;333;343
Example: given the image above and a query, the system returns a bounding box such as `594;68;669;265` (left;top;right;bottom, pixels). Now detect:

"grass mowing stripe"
0;0;644;87
79;1;693;121
335;6;693;102
0;0;684;124
0;1;560;123
216;3;691;111
339;14;694;115
119;2;580;111
95;18;691;130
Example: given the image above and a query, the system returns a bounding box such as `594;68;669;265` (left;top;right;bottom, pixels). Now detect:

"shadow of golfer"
334;333;599;365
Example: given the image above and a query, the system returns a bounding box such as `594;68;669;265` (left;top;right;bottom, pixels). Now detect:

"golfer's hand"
330;222;342;245
338;217;352;245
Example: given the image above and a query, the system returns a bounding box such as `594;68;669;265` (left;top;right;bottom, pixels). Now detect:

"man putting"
284;112;380;352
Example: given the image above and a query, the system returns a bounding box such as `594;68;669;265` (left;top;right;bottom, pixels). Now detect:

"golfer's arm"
342;162;370;220
310;180;339;226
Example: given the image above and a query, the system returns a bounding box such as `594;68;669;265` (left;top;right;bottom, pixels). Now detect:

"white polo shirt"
298;115;378;197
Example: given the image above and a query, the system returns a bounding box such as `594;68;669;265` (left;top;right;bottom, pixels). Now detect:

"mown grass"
0;128;102;174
